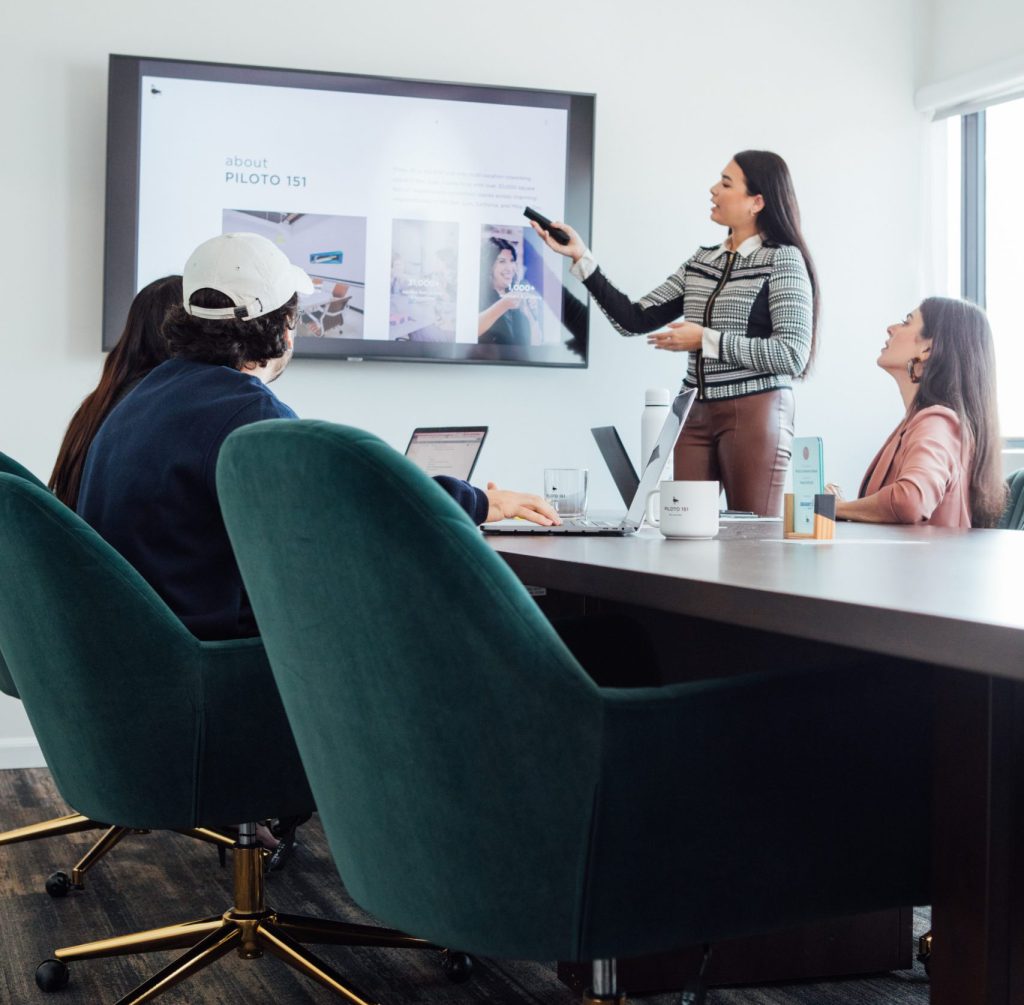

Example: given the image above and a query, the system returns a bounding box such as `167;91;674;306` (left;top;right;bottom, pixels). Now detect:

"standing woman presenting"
533;151;818;516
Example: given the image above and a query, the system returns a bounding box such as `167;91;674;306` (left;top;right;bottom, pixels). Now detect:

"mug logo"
672;496;679;503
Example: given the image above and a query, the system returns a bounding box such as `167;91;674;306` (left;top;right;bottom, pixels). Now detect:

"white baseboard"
0;738;45;770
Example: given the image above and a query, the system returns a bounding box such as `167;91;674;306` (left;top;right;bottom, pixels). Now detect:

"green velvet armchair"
998;469;1024;530
0;473;444;1003
0;452;234;897
217;420;933;1003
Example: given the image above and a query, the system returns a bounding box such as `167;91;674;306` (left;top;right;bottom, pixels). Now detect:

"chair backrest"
0;451;47;699
217;420;604;955
0;473;312;828
998;469;1024;530
0;450;47;490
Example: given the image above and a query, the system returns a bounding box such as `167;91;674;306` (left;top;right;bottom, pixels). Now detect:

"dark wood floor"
0;769;930;1004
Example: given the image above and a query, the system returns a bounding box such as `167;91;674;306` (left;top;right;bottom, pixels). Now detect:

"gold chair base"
69;825;130;886
0;812;104;846
1;811;234;892
50;842;437;1004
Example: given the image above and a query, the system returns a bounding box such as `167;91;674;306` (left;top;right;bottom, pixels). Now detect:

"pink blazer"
858;405;972;528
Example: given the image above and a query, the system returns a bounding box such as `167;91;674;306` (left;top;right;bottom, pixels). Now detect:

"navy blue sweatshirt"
77;359;488;640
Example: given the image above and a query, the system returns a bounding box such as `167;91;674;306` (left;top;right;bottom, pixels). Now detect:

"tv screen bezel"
103;54;595;368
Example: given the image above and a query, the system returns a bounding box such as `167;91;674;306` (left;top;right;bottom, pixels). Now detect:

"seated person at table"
827;297;1004;528
77;232;559;643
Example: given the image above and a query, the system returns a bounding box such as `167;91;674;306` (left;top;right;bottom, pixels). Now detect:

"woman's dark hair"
733;150;820;374
162;289;298;370
915;297;1005;527
488;236;517;262
49;275;182;508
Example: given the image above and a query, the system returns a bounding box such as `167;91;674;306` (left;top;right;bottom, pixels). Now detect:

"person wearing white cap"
77;232;558;645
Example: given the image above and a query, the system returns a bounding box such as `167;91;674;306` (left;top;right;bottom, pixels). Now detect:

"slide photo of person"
389;220;459;343
222;210;367;339
477;225;548;347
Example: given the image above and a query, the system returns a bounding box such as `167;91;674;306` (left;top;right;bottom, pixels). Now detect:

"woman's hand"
647;321;703;352
484;482;561;526
529;220;586;263
825;483;851;520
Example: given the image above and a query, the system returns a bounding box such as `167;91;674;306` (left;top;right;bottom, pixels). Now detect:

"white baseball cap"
183;232;314;322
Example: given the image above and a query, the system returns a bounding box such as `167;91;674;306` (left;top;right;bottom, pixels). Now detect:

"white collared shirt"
707;233;764;259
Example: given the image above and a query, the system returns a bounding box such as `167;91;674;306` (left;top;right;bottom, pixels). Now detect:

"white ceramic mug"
645;480;720;539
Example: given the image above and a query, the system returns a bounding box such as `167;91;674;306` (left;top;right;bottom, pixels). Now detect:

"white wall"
920;0;1024;87
0;0;934;766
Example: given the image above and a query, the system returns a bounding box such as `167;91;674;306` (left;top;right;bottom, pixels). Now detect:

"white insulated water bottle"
641;388;673;481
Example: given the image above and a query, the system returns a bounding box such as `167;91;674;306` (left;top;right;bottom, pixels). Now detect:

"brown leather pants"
673;388;795;517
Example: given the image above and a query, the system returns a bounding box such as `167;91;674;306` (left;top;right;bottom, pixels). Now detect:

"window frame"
960;111;986;308
956;108;1024;443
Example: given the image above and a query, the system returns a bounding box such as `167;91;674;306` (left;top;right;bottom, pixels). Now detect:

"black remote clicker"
523;206;571;245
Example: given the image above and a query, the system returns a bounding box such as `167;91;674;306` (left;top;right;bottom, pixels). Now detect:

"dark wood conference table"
489;520;1024;1005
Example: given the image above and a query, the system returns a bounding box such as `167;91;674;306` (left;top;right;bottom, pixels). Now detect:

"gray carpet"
0;768;930;1004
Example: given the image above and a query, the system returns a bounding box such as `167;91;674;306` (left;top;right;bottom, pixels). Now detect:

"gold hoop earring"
907;357;924;384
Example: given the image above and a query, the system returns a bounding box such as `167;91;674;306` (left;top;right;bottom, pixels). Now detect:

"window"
985;98;1024;439
949;96;1024;438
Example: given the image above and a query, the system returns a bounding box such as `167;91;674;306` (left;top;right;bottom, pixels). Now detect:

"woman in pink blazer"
830;297;1004;528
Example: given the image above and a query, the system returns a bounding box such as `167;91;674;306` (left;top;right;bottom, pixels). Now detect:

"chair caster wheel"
45;872;72;898
440;949;474;983
36;958;69;992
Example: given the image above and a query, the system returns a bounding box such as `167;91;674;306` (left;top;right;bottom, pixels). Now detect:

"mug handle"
645;489;661;526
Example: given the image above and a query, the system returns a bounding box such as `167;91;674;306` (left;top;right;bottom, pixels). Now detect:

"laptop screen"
591;426;640;508
622;389;697;527
404;427;488;481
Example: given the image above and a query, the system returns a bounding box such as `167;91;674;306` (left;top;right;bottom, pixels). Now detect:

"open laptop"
405;427;488;481
483;388;696;536
592;422;763;520
590;426;640;508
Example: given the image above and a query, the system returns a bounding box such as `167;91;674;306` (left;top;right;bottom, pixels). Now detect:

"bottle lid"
645;388;671;406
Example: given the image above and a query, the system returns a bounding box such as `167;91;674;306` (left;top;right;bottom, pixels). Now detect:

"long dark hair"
49;276;182;508
733;150;820;374
915;297;1005;527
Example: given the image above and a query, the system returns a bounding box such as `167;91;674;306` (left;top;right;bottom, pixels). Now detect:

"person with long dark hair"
49;276;182;508
477;236;540;346
533;150;818;517
827;298;1004;528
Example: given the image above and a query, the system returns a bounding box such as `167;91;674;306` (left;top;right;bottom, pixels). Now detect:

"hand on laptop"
484;482;561;526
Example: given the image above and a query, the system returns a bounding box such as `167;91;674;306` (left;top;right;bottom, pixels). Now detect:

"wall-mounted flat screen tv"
104;55;595;367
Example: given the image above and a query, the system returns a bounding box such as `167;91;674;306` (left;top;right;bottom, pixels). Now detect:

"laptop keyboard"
560;519;619;529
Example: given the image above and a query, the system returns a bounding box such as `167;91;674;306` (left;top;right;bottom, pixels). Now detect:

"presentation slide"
135;75;571;355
